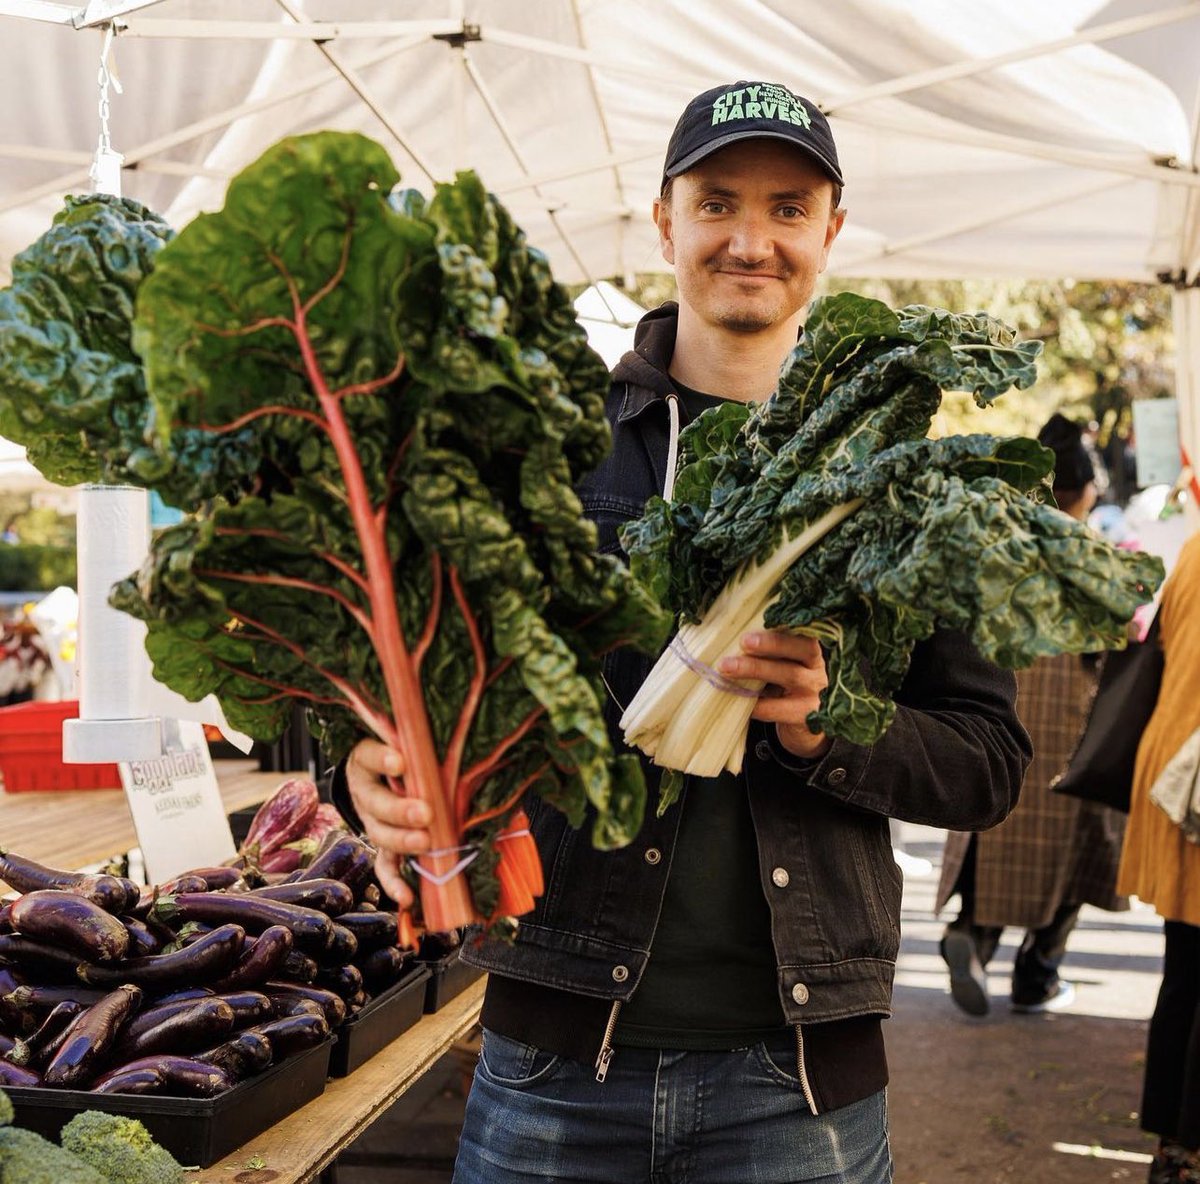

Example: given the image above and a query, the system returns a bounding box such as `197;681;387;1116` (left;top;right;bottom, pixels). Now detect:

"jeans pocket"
478;1029;563;1090
752;1031;809;1092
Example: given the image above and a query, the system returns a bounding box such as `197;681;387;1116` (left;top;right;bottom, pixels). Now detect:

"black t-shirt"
614;381;787;1049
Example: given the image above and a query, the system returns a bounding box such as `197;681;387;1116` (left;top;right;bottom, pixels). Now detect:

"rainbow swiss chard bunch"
106;132;670;933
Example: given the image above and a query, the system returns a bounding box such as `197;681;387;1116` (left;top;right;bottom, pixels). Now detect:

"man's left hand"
717;631;832;760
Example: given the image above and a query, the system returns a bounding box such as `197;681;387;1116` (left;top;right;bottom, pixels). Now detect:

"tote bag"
1051;613;1164;813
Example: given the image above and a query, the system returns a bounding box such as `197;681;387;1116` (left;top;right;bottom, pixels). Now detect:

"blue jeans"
452;1028;893;1183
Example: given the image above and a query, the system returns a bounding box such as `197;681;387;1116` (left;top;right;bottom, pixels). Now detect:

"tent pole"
823;3;1200;115
461;50;604;295
833;107;1200;191
0;37;425;218
838;176;1132;271
272;0;439;184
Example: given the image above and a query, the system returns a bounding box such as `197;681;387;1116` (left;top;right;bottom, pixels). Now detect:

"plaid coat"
936;652;1129;928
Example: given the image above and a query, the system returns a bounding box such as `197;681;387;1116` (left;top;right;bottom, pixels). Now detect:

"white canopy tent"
0;0;1196;505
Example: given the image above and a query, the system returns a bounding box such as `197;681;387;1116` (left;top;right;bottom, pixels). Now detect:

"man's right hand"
345;738;432;909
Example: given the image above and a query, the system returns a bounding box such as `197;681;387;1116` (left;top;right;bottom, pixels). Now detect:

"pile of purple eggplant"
0;792;412;1097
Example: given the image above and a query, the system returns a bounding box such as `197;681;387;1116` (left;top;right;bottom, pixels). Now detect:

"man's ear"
819;205;847;271
653;196;675;266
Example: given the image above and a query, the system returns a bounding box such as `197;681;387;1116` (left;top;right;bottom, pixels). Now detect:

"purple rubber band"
669;635;761;699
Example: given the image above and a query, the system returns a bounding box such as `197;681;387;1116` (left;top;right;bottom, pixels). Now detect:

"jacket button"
755;740;772;761
791;983;810;1005
827;767;847;786
771;867;790;888
644;848;662;865
612;965;630;983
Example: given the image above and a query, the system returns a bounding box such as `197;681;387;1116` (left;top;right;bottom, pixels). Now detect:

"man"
342;81;1031;1183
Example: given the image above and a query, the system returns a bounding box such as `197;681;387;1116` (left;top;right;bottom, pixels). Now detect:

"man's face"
654;139;845;334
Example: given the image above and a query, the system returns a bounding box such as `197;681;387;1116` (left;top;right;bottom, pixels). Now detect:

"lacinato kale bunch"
0;194;257;502
620;293;1163;786
104;132;670;934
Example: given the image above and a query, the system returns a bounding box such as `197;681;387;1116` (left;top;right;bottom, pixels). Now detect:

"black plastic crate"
6;1037;333;1168
420;946;484;1014
328;963;431;1077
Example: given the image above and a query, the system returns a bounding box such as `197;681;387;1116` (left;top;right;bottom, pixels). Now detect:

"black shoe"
1010;980;1075;1014
942;929;989;1016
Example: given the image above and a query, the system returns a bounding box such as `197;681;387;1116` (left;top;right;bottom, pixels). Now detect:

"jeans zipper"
794;1023;818;1115
594;1000;622;1082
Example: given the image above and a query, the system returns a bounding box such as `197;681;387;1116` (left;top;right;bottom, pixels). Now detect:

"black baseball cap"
661;81;843;191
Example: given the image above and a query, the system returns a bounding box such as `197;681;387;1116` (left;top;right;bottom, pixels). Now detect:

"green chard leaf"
103;131;671;926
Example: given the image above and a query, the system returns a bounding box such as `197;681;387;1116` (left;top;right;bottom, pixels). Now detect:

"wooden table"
194;978;485;1183
0;759;284;880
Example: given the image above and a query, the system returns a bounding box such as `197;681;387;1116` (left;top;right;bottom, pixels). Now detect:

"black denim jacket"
462;303;1032;1029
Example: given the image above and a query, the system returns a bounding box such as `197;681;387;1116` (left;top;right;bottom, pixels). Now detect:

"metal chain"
90;24;124;193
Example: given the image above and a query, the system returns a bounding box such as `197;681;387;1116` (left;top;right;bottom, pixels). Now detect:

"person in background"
935;413;1129;1016
341;80;1031;1183
1117;528;1200;1184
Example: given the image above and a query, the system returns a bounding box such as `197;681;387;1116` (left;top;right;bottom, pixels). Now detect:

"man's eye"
700;201;727;214
778;205;805;219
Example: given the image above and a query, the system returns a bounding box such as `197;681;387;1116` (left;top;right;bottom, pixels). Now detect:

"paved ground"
335;822;1165;1183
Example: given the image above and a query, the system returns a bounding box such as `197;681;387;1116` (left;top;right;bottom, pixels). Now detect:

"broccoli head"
59;1111;185;1184
0;1125;108;1184
0;1091;11;1128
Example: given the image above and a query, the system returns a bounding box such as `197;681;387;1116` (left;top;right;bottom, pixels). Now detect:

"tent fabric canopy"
0;0;1196;490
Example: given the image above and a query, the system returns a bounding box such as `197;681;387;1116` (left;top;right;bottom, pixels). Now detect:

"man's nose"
726;215;774;263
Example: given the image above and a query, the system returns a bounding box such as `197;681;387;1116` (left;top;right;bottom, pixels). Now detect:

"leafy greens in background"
95;131;671;931
620;293;1164;781
0;195;257;500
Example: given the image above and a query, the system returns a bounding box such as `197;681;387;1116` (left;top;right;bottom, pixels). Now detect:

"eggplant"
244;778;319;859
356;901;378;913
194;1030;273;1081
247;879;354;917
0;967;28;1034
0;903;13;934
113;997;236;1061
243;1011;329;1059
212;925;293;991
262;982;346;1028
146;986;213;1005
279;949;319;984
152;892;332;953
43;984;142;1087
357;945;409;994
0;1034;13;1056
11;891;130;963
121;996;217;1046
314;963;363;1001
172;866;245;892
212;990;272;1027
159;873;209;896
168;921;214;950
0;850;131;913
78;923;244;990
0;1060;40;1086
269;996;325;1021
285;834;375;897
4;984;108;1017
0;934;93;982
92;1055;231;1097
121;917;163;958
130;885;157;920
323;924;358;967
6;1001;84;1068
337;910;398;952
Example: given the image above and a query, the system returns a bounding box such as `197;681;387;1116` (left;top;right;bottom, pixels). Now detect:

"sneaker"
942;929;989;1016
1010;979;1076;1014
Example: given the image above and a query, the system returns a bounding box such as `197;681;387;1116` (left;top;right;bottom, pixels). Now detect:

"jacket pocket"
580;492;644;556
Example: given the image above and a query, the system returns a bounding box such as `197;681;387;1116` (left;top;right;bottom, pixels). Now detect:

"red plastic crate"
0;700;121;792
